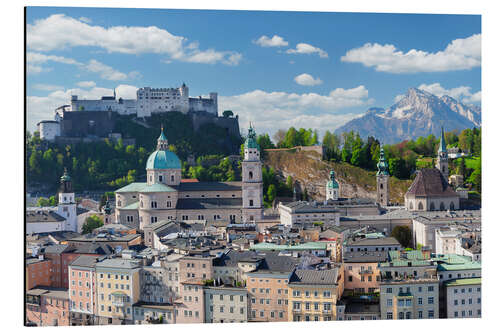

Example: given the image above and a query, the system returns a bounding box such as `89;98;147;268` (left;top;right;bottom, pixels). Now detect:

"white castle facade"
69;83;218;118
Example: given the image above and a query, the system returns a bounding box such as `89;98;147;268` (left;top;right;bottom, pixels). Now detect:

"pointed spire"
157;126;168;150
244;122;259;150
377;145;389;176
438;126;447;153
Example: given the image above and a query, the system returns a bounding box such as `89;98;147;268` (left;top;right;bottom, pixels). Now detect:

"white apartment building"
444;278;481;318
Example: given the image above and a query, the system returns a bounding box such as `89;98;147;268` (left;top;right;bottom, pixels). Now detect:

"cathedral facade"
114;125;263;230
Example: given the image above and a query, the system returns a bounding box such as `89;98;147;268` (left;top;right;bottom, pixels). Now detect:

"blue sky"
26;7;481;137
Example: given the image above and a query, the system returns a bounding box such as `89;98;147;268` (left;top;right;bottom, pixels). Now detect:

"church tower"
326;170;339;201
241;124;263;223
376;146;390;206
57;168;77;232
436;126;449;180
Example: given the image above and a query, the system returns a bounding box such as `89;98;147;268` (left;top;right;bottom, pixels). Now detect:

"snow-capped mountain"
334;88;481;144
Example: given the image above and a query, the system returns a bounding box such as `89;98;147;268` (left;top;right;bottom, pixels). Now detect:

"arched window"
171;175;174;182
249;171;253;179
450;202;455;210
380;183;383;189
430;202;435;211
440;202;445;211
418;202;423;210
409;202;413;210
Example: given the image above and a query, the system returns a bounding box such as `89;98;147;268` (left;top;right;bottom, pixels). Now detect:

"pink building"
343;252;386;294
179;255;214;281
176;280;205;324
68;255;104;325
26;287;70;327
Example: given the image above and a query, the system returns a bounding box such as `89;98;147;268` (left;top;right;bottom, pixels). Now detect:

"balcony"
111;292;128;307
322;309;332;314
293;308;302;313
359;269;374;275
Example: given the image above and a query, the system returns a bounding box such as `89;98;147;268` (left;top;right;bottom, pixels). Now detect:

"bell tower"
241;124;263;223
57;168;77;232
326;170;339;201
376;146;390;206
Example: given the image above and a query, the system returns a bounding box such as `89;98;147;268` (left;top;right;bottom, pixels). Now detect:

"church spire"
438;126;447;154
157;125;168;150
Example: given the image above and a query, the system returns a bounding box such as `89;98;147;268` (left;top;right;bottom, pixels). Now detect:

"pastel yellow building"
287;268;344;321
95;258;141;325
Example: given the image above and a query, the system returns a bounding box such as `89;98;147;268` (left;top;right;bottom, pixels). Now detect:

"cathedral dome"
146;150;181;170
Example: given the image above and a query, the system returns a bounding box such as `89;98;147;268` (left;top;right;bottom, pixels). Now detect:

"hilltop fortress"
37;83;239;142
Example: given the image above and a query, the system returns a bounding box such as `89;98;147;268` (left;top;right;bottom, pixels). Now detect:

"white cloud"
85;59;128;81
341;34;481;73
27;52;82;74
254;35;288;47
294;73;323;86
219;86;373;137
286;43;328;58
76;81;96;88
115;84;139;99
27;84;139;131
417;82;481;104
27;52;141;81
27;14;242;66
32;83;64;91
183;49;242;66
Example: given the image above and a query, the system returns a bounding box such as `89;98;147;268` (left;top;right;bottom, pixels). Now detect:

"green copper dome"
377;147;389;176
146;150;181;170
327;170;339;189
146;128;181;170
244;124;260;150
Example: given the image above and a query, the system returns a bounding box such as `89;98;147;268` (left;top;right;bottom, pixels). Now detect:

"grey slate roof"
73;243;114;255
69;254;104;268
43;244;71;254
26;210;65;223
95;258;142;270
406;168;459;197
256;252;300;272
176;181;242;192
289;268;339;285
213;250;263;267
176;198;242;210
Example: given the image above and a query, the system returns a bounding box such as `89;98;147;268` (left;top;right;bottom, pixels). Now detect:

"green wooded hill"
27;112;243;192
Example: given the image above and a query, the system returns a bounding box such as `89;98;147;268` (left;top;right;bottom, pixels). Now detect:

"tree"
37;197;51;207
81;215;104;234
267;184;277;204
273;129;287;147
222;110;234;118
256;134;274;150
391;226;412;248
